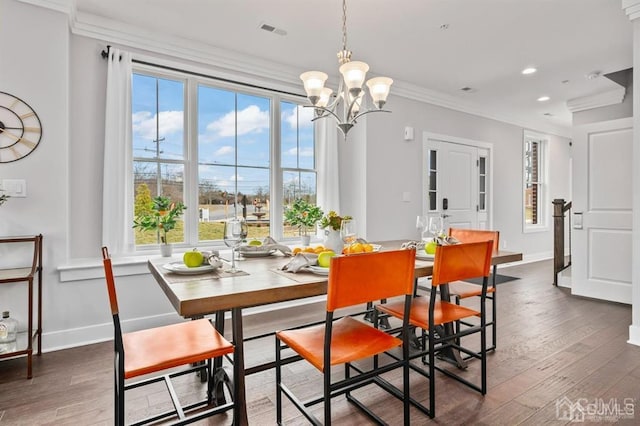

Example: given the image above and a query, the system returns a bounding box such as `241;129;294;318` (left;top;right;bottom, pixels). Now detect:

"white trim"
21;0;571;138
623;0;640;21
628;324;640;346
566;87;626;113
523;131;550;233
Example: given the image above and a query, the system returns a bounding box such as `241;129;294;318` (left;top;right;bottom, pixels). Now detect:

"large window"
131;67;316;248
523;132;547;231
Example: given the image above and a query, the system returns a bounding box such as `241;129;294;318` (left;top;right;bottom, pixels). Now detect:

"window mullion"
186;77;199;246
271;97;283;240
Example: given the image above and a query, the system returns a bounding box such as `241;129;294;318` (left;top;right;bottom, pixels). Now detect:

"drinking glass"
340;218;358;245
416;215;428;241
223;217;247;273
428;216;444;240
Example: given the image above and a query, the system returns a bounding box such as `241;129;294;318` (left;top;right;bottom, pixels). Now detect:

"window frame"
131;63;318;251
523;131;549;233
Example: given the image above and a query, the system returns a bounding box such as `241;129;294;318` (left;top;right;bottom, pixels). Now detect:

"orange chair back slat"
326;249;415;312
449;228;499;254
431;241;493;287
101;247;120;316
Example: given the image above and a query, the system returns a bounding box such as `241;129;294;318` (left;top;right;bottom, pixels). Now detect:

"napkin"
281;252;319;273
401;235;460;250
237;236;292;256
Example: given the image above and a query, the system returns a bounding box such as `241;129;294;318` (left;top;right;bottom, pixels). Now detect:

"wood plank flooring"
1;259;640;425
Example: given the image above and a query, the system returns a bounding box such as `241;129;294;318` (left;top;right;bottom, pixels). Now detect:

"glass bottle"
0;311;18;343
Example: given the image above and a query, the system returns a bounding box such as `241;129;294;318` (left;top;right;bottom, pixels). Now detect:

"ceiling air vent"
460;86;476;93
259;22;287;36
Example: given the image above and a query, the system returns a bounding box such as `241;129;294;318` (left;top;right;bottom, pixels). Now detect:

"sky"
131;73;317;200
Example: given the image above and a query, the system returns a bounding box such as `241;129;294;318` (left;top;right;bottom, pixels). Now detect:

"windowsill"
58;237;321;282
523;225;549;234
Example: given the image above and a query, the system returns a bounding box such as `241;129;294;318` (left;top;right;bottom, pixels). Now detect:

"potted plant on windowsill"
284;199;323;246
320;211;352;253
133;195;187;256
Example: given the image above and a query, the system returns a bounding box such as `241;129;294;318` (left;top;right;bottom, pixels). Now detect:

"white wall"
0;0;571;352
340;94;571;259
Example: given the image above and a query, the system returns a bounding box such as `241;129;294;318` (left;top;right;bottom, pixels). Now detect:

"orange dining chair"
447;228;499;351
377;241;493;417
275;249;416;425
101;247;235;425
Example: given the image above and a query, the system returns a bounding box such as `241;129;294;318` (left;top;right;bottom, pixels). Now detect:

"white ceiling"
74;0;633;136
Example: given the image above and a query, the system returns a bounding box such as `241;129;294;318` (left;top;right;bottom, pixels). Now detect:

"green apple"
425;241;438;255
183;248;204;267
317;250;336;268
248;239;263;246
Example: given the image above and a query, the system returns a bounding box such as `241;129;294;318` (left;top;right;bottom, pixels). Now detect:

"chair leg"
275;336;283;425
115;354;125;426
481;323;487;395
324;364;332;426
429;329;436;417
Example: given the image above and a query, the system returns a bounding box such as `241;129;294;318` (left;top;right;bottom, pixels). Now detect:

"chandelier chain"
342;0;348;51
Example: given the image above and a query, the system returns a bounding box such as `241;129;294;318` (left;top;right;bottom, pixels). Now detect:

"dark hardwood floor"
1;259;639;425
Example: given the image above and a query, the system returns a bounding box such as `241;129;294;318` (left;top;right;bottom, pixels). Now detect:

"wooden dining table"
147;240;522;425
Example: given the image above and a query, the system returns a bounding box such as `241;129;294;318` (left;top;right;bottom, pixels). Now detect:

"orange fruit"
350;243;363;253
304;247;315;253
363;243;373;252
292;247;302;255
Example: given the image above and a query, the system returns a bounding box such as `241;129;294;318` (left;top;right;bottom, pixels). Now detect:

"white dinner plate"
239;249;275;258
305;265;330;275
163;261;217;275
415;252;435;261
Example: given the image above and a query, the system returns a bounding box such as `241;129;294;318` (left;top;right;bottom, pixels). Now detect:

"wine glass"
223;217;247;273
428;216;444;240
416;215;428;241
340;218;357;246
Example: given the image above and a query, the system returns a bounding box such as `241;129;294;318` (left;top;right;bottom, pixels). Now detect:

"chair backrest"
101;247;120;317
449;228;500;254
431;241;493;287
326;249;415;312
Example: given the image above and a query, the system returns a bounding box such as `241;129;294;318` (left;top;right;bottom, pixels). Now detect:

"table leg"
212;311;228;399
232;307;248;426
437;284;467;369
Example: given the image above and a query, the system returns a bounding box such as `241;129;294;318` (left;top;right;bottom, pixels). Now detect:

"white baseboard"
628;324;640;347
41;298;329;353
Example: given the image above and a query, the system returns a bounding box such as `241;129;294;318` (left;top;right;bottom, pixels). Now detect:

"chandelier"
299;0;393;137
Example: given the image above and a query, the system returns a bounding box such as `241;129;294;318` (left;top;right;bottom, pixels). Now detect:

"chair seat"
378;297;480;330
123;318;234;379
448;281;495;299
276;316;402;372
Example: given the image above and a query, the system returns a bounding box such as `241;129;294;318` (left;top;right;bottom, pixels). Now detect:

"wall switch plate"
1;179;27;197
402;191;411;202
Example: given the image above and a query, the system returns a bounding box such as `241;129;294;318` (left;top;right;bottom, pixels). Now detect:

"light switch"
404;126;414;141
2;179;27;197
402;191;411;202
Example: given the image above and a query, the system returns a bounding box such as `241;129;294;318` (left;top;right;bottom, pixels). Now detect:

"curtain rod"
100;45;304;98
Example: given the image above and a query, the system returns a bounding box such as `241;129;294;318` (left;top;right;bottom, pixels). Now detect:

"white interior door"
423;135;492;231
572;118;633;304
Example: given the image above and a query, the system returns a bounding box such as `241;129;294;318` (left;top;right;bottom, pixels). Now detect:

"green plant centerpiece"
133;195;187;245
319;210;352;231
284;198;323;236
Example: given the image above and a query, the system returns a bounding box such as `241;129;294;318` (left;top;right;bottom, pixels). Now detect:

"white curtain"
102;48;133;256
316;118;340;216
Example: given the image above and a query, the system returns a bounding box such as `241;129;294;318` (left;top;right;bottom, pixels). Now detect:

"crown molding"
622;0;640;21
566;87;626;113
17;0;72;13
20;0;571;138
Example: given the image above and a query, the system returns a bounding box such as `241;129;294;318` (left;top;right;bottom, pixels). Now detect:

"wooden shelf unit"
0;235;43;379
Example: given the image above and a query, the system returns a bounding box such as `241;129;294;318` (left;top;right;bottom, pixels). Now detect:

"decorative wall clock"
0;91;42;163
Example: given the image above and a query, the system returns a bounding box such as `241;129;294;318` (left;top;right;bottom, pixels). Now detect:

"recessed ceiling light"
544;112;554;117
460;86;476;93
522;67;537;75
586;71;601;80
537;96;550;102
